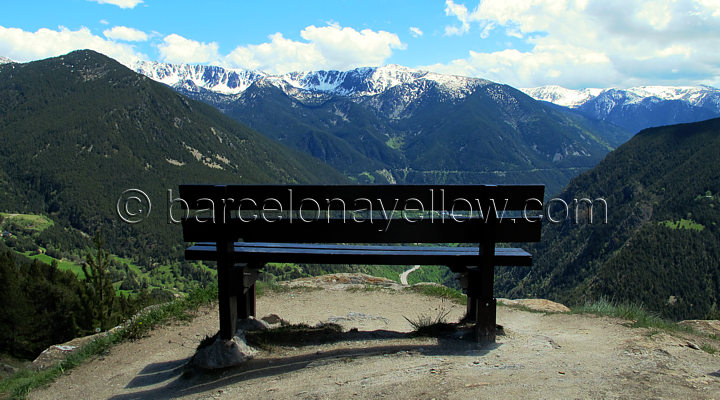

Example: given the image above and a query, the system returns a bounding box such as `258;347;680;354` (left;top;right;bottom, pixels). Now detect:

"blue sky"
2;0;720;89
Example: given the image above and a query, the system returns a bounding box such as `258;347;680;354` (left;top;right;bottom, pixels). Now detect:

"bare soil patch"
29;278;720;399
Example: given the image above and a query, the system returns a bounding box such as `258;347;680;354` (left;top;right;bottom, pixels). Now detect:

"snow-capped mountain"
521;85;720;133
0;56;14;64
134;61;267;95
522;85;720;109
133;61;488;101
131;59;630;195
521;86;604;108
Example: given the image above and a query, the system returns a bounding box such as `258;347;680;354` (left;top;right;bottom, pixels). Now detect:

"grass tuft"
346;284;385;293
404;300;456;337
571;297;695;333
700;343;717;355
406;284;467;305
255;281;322;297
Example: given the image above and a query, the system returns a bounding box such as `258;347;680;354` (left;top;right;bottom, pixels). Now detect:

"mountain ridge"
133;60;489;99
0;50;347;263
135;59;631;194
522;85;720;133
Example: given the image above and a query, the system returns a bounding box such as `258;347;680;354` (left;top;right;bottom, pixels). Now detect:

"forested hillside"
0;50;346;265
497;117;720;320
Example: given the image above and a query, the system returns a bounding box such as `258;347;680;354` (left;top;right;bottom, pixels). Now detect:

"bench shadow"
124;358;190;389
111;329;501;400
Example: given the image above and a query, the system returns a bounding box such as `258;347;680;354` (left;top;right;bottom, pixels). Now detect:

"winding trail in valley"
399;265;420;285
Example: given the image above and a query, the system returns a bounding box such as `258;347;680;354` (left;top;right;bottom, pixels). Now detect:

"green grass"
0;213;54;233
357;171;375;183
15;247;212;296
22;252;86;279
357;265;403;282
0;284;218;399
658;218;705;231
346;284;386;293
111;255;145;276
403;307;454;337
404;265;450;286
406;284;467;305
385;136;404;150
254;281;322;297
0;332;121;399
571;297;694;332
700;343;717;355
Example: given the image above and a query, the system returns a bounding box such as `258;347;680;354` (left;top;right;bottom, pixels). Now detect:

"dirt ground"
30;279;720;400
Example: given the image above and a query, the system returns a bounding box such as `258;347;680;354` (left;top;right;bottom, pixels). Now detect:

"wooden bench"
179;184;544;343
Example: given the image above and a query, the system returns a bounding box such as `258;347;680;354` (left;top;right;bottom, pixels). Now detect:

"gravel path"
399;265;420;285
29;281;720;399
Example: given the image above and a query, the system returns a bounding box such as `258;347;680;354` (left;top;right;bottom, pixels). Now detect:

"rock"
236;316;269;331
261;314;285;325
192;331;258;369
686;341;700;350
32;326;122;370
498;298;571;313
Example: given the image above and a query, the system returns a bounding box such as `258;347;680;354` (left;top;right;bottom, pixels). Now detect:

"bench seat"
186;242;532;269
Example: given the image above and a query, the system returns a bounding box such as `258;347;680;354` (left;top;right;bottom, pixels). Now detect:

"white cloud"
225;24;405;73
444;0;470;36
157;34;220;64
225;33;319;73
103;26;148;42
0;25;143;65
100;19;109;25
431;0;720;88
409;27;424;37
88;0;143;9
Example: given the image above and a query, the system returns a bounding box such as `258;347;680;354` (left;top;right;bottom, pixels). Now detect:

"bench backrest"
179;184;544;244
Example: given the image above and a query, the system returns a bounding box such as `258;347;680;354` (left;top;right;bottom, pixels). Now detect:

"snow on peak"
520;86;602;108
132;60;267;95
622;85;720;106
522;84;720;109
0;56;14;64
133;61;489;100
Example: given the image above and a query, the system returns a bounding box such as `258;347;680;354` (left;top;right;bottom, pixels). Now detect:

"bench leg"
217;241;237;340
236;265;258;319
243;284;256;318
469;242;497;343
218;278;238;340
462;269;477;323
474;297;496;343
237;281;256;319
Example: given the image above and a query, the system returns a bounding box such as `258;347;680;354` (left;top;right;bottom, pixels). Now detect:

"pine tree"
82;234;116;331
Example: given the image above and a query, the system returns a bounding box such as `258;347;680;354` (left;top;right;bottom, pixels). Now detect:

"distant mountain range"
522;85;720;133
134;61;630;194
133;61;484;98
497;117;720;320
